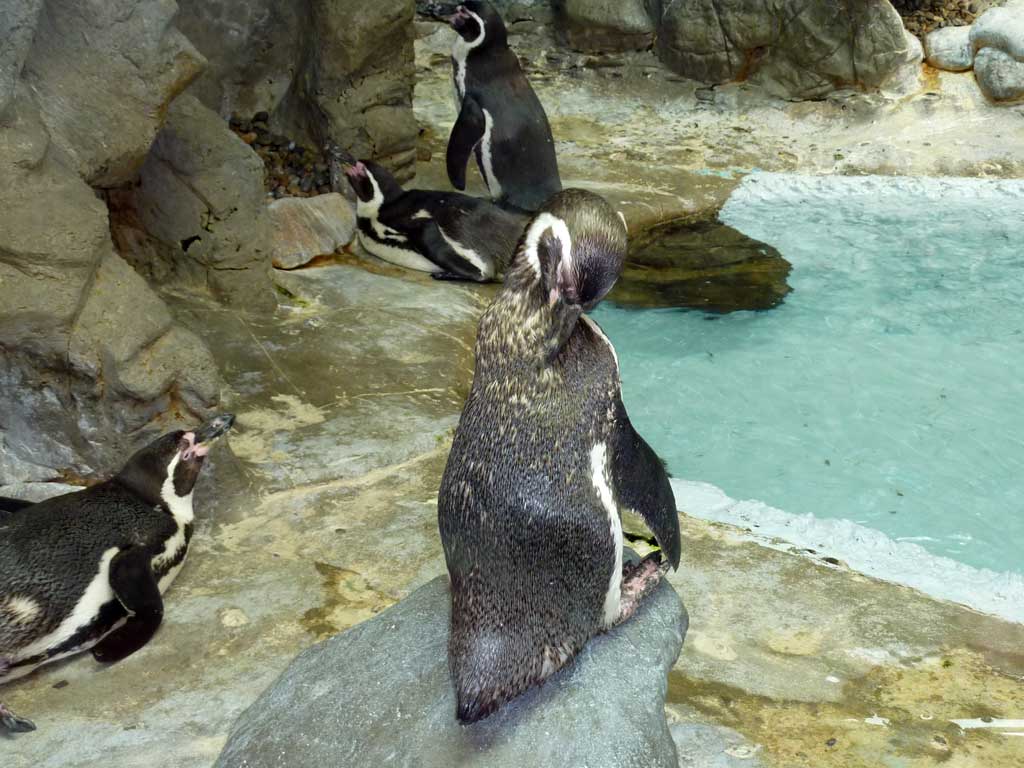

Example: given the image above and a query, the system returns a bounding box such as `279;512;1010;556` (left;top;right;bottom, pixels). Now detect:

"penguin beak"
344;161;367;180
182;413;235;461
422;3;460;21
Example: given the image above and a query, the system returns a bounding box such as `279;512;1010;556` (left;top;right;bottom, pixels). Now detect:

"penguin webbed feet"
0;702;36;734
615;552;668;627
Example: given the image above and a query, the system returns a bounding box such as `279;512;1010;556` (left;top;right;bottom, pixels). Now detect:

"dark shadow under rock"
215;575;688;768
609;219;792;313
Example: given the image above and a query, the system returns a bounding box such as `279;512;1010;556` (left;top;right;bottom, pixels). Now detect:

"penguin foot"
0;703;36;734
615;553;668;626
431;271;474;282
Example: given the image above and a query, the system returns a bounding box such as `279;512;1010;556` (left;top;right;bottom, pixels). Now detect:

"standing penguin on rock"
340;155;529;282
428;0;562;212
438;189;681;722
0;414;234;734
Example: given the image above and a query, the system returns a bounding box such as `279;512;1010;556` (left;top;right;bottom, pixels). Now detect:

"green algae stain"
301;561;396;640
667;648;1024;768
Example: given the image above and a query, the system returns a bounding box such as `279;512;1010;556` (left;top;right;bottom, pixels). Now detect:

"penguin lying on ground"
342;157;529;282
438;189;681;722
0;414;234;734
426;0;562;212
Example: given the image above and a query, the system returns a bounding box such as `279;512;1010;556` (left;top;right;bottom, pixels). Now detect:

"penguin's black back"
0;482;177;654
464;46;561;211
438;312;618;720
381;188;530;270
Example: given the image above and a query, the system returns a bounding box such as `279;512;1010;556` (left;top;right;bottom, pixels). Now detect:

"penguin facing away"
434;0;562;212
343;158;530;282
0;414;235;734
438;189;681;723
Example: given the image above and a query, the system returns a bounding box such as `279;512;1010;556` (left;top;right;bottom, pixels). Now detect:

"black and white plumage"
0;414;234;734
438;189;681;723
343;159;529;282
435;0;562;212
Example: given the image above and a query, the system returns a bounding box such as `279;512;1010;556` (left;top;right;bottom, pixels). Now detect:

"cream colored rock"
926;25;974;72
268;193;357;270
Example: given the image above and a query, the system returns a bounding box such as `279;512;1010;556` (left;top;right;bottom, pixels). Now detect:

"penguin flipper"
92;547;164;664
0;496;35;516
421;224;488;281
447;95;485;192
610;399;682;570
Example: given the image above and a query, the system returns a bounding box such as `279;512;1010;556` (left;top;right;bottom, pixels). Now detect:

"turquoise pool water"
595;174;1024;581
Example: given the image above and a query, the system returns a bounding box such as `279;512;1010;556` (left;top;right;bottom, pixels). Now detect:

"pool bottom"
671;477;1024;625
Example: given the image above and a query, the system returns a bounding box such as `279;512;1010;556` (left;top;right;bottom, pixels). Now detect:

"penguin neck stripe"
452;12;486;97
161;452;195;525
523;213;572;279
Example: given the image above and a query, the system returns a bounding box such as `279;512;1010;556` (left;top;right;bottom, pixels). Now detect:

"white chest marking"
412;209;432;220
437;225;492;279
10;547;120;673
452;13;486;101
591;442;623;628
156;454;195;593
355;174;408;244
479;109;502;200
357;231;439;273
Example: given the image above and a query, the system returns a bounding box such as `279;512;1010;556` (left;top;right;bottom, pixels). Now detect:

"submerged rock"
610;220;792;313
216;575;688;768
268;193;357;269
925;25;974;72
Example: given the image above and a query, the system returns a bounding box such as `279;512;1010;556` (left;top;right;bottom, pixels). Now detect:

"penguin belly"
1;548;123;684
357;231;438;273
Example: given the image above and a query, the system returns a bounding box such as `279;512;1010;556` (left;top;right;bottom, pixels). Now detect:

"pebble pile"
229;111;333;199
894;0;986;36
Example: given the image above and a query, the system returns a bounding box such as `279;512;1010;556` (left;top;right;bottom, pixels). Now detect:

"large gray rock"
971;0;1024;102
0;0;43;117
268;193;356;270
175;0;304;118
21;0;205;187
134;94;277;309
0;5;225;484
278;0;418;180
926;25;974;72
562;0;656;52
655;0;912;99
216;576;688;768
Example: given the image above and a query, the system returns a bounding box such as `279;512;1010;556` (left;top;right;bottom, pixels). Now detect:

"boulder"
971;0;1024;102
925;25;974;72
610;220;792;313
0;0;44;117
656;0;912;99
174;0;305;118
268;193;356;270
21;0;205;187
216;575;688;768
561;0;656;53
134;94;277;309
278;0;418;181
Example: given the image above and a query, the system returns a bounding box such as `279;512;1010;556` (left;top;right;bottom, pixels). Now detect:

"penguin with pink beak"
0;414;234;734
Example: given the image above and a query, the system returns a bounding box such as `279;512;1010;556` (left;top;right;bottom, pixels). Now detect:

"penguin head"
115;414;235;507
520;189;627;313
447;2;506;49
342;160;404;210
